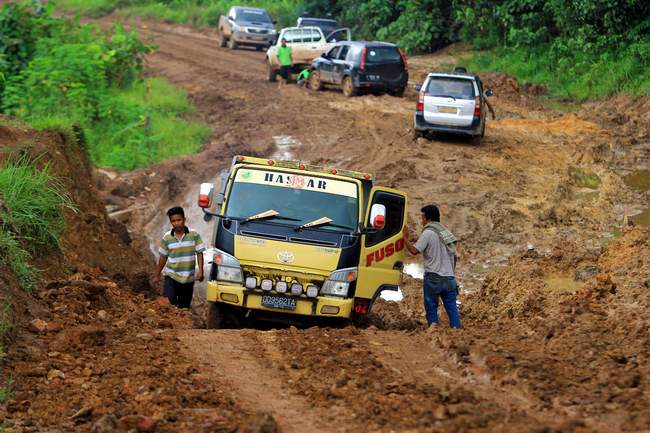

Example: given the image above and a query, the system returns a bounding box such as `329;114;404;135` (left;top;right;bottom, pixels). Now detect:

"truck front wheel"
207;302;224;329
267;62;277;82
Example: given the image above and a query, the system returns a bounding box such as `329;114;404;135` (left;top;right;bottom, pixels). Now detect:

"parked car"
266;26;350;81
296;17;340;40
218;6;276;50
309;41;408;97
413;71;493;142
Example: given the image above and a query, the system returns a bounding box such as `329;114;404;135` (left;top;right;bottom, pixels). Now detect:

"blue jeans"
423;273;461;328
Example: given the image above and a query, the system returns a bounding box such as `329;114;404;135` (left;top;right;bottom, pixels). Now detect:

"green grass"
0;155;76;248
467;42;650;101
1;303;13;411
569;166;602;190
58;0;304;28
0;232;39;291
86;77;211;170
0;155;76;290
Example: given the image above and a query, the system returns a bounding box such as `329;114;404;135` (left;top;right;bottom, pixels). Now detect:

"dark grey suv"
309;41;408;97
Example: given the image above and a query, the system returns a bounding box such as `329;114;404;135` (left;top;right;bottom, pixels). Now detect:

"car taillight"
398;48;408;70
474;96;481;116
360;48;367;72
417;91;424;112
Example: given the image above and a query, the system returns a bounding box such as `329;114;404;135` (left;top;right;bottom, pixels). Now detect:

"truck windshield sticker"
236;169;357;198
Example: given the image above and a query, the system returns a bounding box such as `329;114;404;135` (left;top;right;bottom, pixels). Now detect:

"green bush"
1;3;210;170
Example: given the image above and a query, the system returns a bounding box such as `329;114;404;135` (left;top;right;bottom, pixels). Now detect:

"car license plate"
261;295;296;311
438;106;457;114
368;75;380;81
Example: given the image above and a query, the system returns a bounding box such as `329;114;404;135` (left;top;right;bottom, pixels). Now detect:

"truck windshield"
226;168;358;232
237;9;272;23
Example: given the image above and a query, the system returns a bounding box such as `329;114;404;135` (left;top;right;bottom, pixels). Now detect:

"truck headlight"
213;249;243;283
321;267;357;298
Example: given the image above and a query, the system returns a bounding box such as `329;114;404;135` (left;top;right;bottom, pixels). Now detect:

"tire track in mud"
178;329;338;433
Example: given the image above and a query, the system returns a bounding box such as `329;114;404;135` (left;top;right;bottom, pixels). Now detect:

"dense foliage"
0;2;210;169
305;0;650;98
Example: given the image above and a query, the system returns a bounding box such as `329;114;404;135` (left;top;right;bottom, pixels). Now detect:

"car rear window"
426;77;476;99
365;47;401;64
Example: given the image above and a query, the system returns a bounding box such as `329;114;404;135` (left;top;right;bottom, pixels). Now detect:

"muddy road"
27;16;648;433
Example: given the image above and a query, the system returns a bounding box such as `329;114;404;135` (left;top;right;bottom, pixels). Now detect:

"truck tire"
342;76;357;97
310;70;323;91
228;36;238;50
267;62;277;82
207;302;224;329
218;31;227;48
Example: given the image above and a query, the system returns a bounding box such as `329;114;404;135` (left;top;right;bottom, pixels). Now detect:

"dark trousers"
164;276;194;308
423;272;461;328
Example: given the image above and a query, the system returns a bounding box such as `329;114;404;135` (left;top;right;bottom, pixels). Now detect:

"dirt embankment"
0;123;249;432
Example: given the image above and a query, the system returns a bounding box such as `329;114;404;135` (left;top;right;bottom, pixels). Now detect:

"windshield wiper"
295;217;353;232
240;209;300;225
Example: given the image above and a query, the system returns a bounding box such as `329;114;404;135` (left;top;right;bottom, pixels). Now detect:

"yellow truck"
198;155;407;327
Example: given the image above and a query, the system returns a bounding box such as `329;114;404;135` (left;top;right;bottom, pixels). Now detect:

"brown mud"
2;14;650;433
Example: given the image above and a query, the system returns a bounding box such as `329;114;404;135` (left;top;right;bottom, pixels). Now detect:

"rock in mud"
29;319;49;333
575;265;600;281
91;414;117;433
246;412;278;433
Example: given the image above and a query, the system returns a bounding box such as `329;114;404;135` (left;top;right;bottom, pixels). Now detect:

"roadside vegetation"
0;2;210;170
62;0;650;100
0;155;76;290
57;0;305;28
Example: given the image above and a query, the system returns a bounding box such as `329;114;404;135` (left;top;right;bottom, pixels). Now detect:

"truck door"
355;187;407;302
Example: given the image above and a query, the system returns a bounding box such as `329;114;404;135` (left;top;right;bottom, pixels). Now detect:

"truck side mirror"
198;183;214;208
370;204;386;229
485;88;494;97
414;84;422;92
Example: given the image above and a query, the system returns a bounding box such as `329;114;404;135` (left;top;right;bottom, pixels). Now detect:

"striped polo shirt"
159;227;206;284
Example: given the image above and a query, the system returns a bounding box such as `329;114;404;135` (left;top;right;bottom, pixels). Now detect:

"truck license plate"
261;295;297;311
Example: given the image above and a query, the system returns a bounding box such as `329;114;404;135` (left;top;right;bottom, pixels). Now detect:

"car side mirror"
228;16;234;21
485;88;494;97
370;204;386;229
198;183;214;208
321;53;328;58
273;20;277;24
414;84;422;92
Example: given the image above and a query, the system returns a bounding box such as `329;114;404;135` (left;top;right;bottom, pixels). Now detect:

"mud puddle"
545;273;583;292
624;169;650;191
272;135;302;160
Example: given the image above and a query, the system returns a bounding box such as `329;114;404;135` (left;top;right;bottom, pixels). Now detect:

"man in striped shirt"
152;207;206;308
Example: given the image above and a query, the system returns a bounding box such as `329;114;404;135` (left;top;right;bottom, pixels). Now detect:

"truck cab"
198;156;408;327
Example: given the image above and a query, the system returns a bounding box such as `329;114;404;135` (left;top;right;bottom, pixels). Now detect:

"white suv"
414;72;493;142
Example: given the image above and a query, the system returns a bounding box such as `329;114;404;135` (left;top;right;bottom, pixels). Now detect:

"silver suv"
413;71;493;142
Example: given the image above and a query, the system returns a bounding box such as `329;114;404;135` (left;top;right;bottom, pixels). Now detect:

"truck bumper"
207;281;353;318
232;31;275;47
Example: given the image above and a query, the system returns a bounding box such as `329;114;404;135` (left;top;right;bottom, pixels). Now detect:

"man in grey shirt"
404;204;461;328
